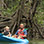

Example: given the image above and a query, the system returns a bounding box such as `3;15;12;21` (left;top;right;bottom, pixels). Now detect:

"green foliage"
0;0;44;27
35;0;44;26
1;0;20;16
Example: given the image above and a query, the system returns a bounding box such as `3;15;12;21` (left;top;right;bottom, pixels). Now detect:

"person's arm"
22;30;27;37
8;32;11;37
15;30;18;35
12;30;18;37
14;30;19;37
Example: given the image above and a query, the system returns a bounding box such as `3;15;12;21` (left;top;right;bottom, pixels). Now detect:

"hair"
5;26;9;29
20;24;24;25
1;29;4;32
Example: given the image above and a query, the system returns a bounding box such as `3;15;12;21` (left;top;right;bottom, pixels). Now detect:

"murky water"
0;40;44;44
0;41;29;44
0;42;28;44
0;41;44;44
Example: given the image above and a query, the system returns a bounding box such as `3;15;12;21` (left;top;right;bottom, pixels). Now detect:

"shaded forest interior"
0;0;44;40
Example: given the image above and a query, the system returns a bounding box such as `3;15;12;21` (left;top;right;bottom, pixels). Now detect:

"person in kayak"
4;26;11;37
12;24;27;39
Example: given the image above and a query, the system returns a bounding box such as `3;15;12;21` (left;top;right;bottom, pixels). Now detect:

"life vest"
17;28;25;39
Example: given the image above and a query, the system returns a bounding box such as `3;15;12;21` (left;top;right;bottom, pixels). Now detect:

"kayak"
0;33;29;43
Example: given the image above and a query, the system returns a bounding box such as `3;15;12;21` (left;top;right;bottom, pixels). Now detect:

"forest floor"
29;39;44;44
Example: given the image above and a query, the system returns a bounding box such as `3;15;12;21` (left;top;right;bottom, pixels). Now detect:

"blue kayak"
0;33;29;43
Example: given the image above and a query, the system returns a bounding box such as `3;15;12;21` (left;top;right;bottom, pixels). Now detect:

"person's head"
20;24;24;29
4;26;9;32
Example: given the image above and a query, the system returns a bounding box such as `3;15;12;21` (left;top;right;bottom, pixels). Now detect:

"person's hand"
14;35;17;37
19;34;24;37
18;35;22;39
12;35;17;38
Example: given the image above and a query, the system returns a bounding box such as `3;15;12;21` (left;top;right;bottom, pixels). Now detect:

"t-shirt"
4;31;9;35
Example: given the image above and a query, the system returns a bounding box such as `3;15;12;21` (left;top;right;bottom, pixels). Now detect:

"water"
0;39;44;44
0;41;29;44
0;40;44;44
0;42;28;44
29;39;44;44
0;43;25;44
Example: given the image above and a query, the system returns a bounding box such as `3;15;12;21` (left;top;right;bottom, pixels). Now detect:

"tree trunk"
27;0;44;39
